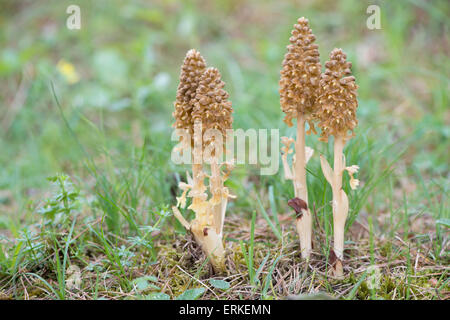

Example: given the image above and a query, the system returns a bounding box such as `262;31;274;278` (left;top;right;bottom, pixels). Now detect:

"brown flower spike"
279;17;321;129
173;49;207;145
316;48;360;278
279;17;320;260
192;67;233;148
172;51;235;273
316;48;358;142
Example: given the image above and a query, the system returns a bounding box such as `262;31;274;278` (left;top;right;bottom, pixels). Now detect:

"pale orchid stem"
294;114;312;260
190;163;205;209
175;145;226;273
172;206;190;230
219;196;228;237
209;157;224;235
332;135;347;277
190;221;225;272
294;115;307;199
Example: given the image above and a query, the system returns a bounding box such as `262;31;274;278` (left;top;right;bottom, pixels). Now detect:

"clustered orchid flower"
316;48;359;277
172;50;234;273
279;17;322;260
279;19;359;277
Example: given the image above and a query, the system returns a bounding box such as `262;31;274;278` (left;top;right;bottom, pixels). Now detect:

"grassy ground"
0;0;448;300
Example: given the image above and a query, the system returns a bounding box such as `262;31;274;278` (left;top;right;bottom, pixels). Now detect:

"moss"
379;242;392;258
153;242;195;297
357;281;370;299
372;270;444;300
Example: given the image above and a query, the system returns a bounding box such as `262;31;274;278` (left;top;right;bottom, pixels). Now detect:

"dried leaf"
329;248;339;268
288;197;308;219
65;265;81;290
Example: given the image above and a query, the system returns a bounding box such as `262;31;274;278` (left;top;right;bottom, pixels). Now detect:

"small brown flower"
279;17;322;129
173;49;207;144
316;48;358;141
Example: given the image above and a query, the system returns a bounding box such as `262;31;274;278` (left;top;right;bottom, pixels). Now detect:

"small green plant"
239;211;257;285
38;174;80;228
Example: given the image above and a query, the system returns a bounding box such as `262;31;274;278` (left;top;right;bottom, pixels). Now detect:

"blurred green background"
0;0;448;230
